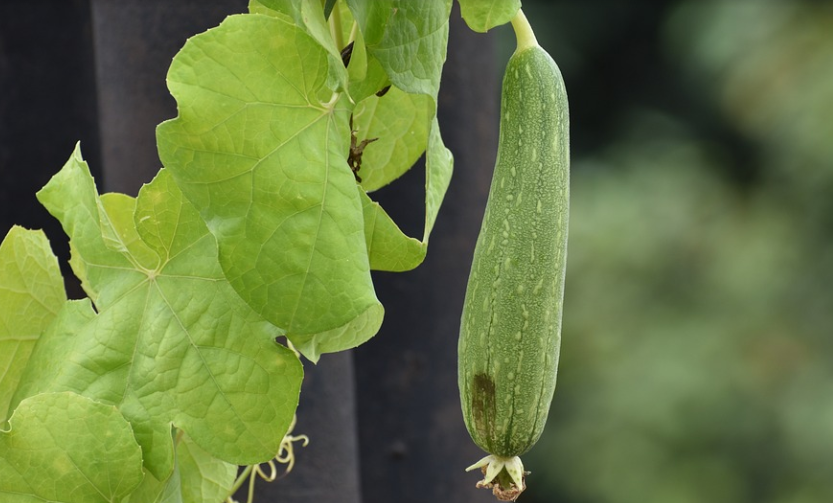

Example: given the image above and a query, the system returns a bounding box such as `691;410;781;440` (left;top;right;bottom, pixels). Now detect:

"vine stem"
225;465;254;502
510;9;539;52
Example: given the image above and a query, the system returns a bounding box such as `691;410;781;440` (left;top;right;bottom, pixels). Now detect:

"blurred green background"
509;2;833;502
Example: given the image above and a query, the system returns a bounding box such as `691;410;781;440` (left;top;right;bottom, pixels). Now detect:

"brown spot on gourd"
472;373;497;445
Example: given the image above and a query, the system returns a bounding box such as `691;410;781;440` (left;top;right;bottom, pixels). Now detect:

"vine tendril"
224;411;309;503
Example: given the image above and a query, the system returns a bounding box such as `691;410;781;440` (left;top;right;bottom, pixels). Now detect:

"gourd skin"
458;44;569;459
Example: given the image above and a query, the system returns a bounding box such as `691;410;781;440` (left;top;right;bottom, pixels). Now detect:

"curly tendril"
225;412;310;503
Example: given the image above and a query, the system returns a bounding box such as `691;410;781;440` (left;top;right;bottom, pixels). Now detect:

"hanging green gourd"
458;8;570;501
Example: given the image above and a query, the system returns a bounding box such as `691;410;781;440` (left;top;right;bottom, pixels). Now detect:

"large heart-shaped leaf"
157;14;384;362
0;391;144;503
12;145;302;480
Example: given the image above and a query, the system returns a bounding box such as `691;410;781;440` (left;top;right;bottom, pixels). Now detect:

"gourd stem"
510;9;539;52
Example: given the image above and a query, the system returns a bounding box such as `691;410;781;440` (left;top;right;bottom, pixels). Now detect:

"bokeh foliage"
520;2;833;502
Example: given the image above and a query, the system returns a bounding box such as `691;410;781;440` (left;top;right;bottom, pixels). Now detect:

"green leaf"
458;0;521;33
0;227;66;422
360;189;425;271
126;431;236;503
176;432;237;503
347;0;455;265
346;16;391;104
353;86;432;191
289;300;383;362
0;391;144;503
248;0;295;17
125;467;183;503
248;1;348;92
14;146;303;480
347;0;453;98
358;116;453;267
358;118;454;272
157;14;384;360
425;116;454;240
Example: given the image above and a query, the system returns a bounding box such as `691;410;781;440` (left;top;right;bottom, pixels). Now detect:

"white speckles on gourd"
458;42;570;460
